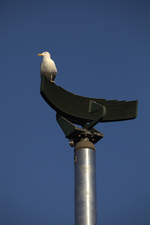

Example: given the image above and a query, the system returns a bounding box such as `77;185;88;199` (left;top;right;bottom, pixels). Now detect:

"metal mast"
56;115;103;225
74;139;96;225
40;76;138;225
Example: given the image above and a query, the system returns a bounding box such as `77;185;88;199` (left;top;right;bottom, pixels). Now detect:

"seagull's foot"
50;80;55;84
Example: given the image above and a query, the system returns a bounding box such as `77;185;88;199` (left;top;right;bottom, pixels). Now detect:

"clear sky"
0;0;149;224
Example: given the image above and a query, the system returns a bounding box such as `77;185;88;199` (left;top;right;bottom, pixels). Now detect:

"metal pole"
74;139;97;225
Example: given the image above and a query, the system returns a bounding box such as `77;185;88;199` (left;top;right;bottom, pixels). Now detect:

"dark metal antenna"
40;76;138;225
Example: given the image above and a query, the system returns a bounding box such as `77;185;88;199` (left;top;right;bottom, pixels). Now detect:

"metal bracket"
56;114;104;146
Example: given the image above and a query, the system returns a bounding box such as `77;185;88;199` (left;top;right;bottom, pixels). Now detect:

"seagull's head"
37;51;51;58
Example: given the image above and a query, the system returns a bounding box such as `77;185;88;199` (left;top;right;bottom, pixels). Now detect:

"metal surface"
74;148;97;225
40;76;138;125
56;115;104;145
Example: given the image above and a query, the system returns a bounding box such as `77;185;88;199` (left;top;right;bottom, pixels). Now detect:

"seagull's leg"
50;75;52;82
50;75;55;83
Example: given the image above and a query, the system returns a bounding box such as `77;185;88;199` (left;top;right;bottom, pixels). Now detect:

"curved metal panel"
40;76;138;125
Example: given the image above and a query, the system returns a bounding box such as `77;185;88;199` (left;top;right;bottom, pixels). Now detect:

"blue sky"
0;0;149;224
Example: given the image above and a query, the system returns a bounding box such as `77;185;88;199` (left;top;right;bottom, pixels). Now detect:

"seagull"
37;51;57;83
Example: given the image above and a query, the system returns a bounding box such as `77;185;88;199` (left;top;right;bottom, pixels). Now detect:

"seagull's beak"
37;53;43;56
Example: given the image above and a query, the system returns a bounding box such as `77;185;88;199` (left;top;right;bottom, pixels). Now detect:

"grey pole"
74;139;97;225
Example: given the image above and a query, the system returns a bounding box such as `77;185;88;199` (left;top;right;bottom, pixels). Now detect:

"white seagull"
38;51;57;83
